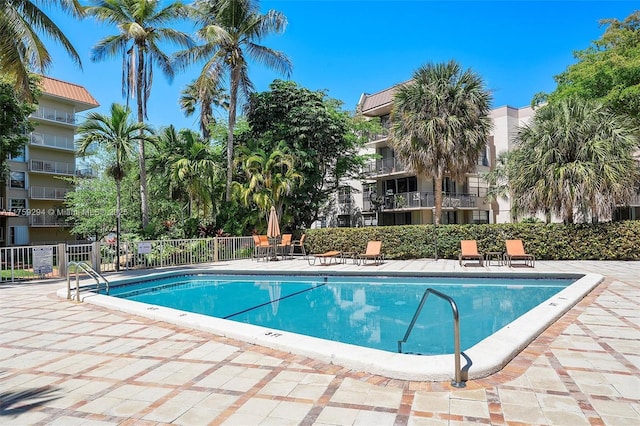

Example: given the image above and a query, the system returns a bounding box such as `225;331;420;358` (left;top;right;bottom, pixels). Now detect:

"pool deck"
1;259;639;425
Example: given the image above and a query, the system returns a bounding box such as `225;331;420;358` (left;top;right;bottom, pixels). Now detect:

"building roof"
39;76;100;112
360;88;395;115
358;79;412;116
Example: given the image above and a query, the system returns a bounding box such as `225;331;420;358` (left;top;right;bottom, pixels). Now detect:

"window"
9;199;26;215
9;146;25;162
338;186;351;204
9;226;28;245
10;172;25;188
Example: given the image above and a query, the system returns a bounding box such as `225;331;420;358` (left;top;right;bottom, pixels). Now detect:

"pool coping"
59;269;603;382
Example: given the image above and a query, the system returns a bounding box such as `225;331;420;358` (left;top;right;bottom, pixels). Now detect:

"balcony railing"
363;191;479;211
30;186;70;200
31;107;76;125
29;132;75;150
628;193;640;206
366;127;389;143
30;159;75;175
363;157;406;177
29;214;66;227
75;168;95;177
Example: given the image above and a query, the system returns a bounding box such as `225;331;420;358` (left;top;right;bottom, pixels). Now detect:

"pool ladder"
398;288;471;388
66;261;110;302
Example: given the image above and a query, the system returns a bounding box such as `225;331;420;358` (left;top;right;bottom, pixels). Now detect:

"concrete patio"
0;259;638;425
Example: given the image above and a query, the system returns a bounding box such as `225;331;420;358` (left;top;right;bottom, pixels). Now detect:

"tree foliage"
0;0;83;98
0;77;36;179
540;11;640;122
176;0;292;202
241;79;373;230
85;0;193;228
509;97;640;223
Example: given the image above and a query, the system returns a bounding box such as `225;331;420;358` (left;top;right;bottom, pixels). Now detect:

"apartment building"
320;83;535;228
2;76;99;245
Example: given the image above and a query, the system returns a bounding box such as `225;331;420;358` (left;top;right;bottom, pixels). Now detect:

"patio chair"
307;250;343;266
357;241;383;265
504;239;535;267
277;234;293;260
291;234;306;257
252;234;271;261
458;240;484;266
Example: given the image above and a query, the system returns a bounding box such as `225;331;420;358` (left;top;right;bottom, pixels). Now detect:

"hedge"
304;221;640;261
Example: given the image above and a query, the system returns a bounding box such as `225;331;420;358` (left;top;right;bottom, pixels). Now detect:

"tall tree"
175;0;292;201
85;0;193;228
179;77;229;140
76;103;152;270
388;60;493;224
0;0;83;98
510;97;640;223
242;79;373;230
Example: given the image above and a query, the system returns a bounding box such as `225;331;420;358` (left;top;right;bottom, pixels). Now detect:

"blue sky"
45;1;638;132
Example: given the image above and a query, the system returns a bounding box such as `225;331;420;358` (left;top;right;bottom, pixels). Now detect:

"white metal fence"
0;236;256;282
0;244;63;282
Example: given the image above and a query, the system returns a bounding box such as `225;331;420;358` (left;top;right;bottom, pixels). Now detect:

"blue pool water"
108;274;574;355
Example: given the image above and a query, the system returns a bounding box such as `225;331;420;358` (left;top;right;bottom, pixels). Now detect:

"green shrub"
305;222;640;261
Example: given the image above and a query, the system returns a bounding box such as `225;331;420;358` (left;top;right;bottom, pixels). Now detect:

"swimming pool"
107;274;573;355
73;268;602;381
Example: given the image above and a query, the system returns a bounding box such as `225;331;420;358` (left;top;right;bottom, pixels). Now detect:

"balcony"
29;132;75;151
29;214;66;227
366;127;389;143
30;159;75;175
31;107;76;125
363;157;406;177
363;191;479;212
628;193;640;206
30;186;70;200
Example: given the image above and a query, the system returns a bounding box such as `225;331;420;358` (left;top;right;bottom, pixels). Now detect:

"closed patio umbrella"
267;206;281;259
267;206;281;239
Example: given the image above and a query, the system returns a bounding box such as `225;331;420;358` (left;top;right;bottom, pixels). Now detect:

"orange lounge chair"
308;250;342;266
458;240;484;266
504;239;535;267
357;241;383;265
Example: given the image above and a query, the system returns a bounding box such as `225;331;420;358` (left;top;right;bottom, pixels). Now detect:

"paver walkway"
0;259;638;425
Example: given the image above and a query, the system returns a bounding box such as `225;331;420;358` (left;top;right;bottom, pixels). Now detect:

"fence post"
214;238;219;262
57;243;67;278
91;242;101;272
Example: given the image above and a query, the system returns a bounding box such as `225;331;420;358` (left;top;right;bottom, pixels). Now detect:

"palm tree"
76;103;153;270
388;60;493;224
175;0;292;201
232;141;303;225
179;76;229;140
84;0;193;228
0;0;83;98
151;126;219;217
510;97;640;223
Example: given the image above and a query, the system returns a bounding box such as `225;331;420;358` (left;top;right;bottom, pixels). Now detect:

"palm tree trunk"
115;178;122;273
225;68;240;202
136;47;149;228
434;174;443;225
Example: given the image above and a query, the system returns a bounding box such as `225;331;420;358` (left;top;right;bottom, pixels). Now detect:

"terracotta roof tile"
39;76;99;111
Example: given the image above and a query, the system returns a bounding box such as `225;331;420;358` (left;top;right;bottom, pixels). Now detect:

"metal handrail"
398;287;467;388
66;261;110;301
